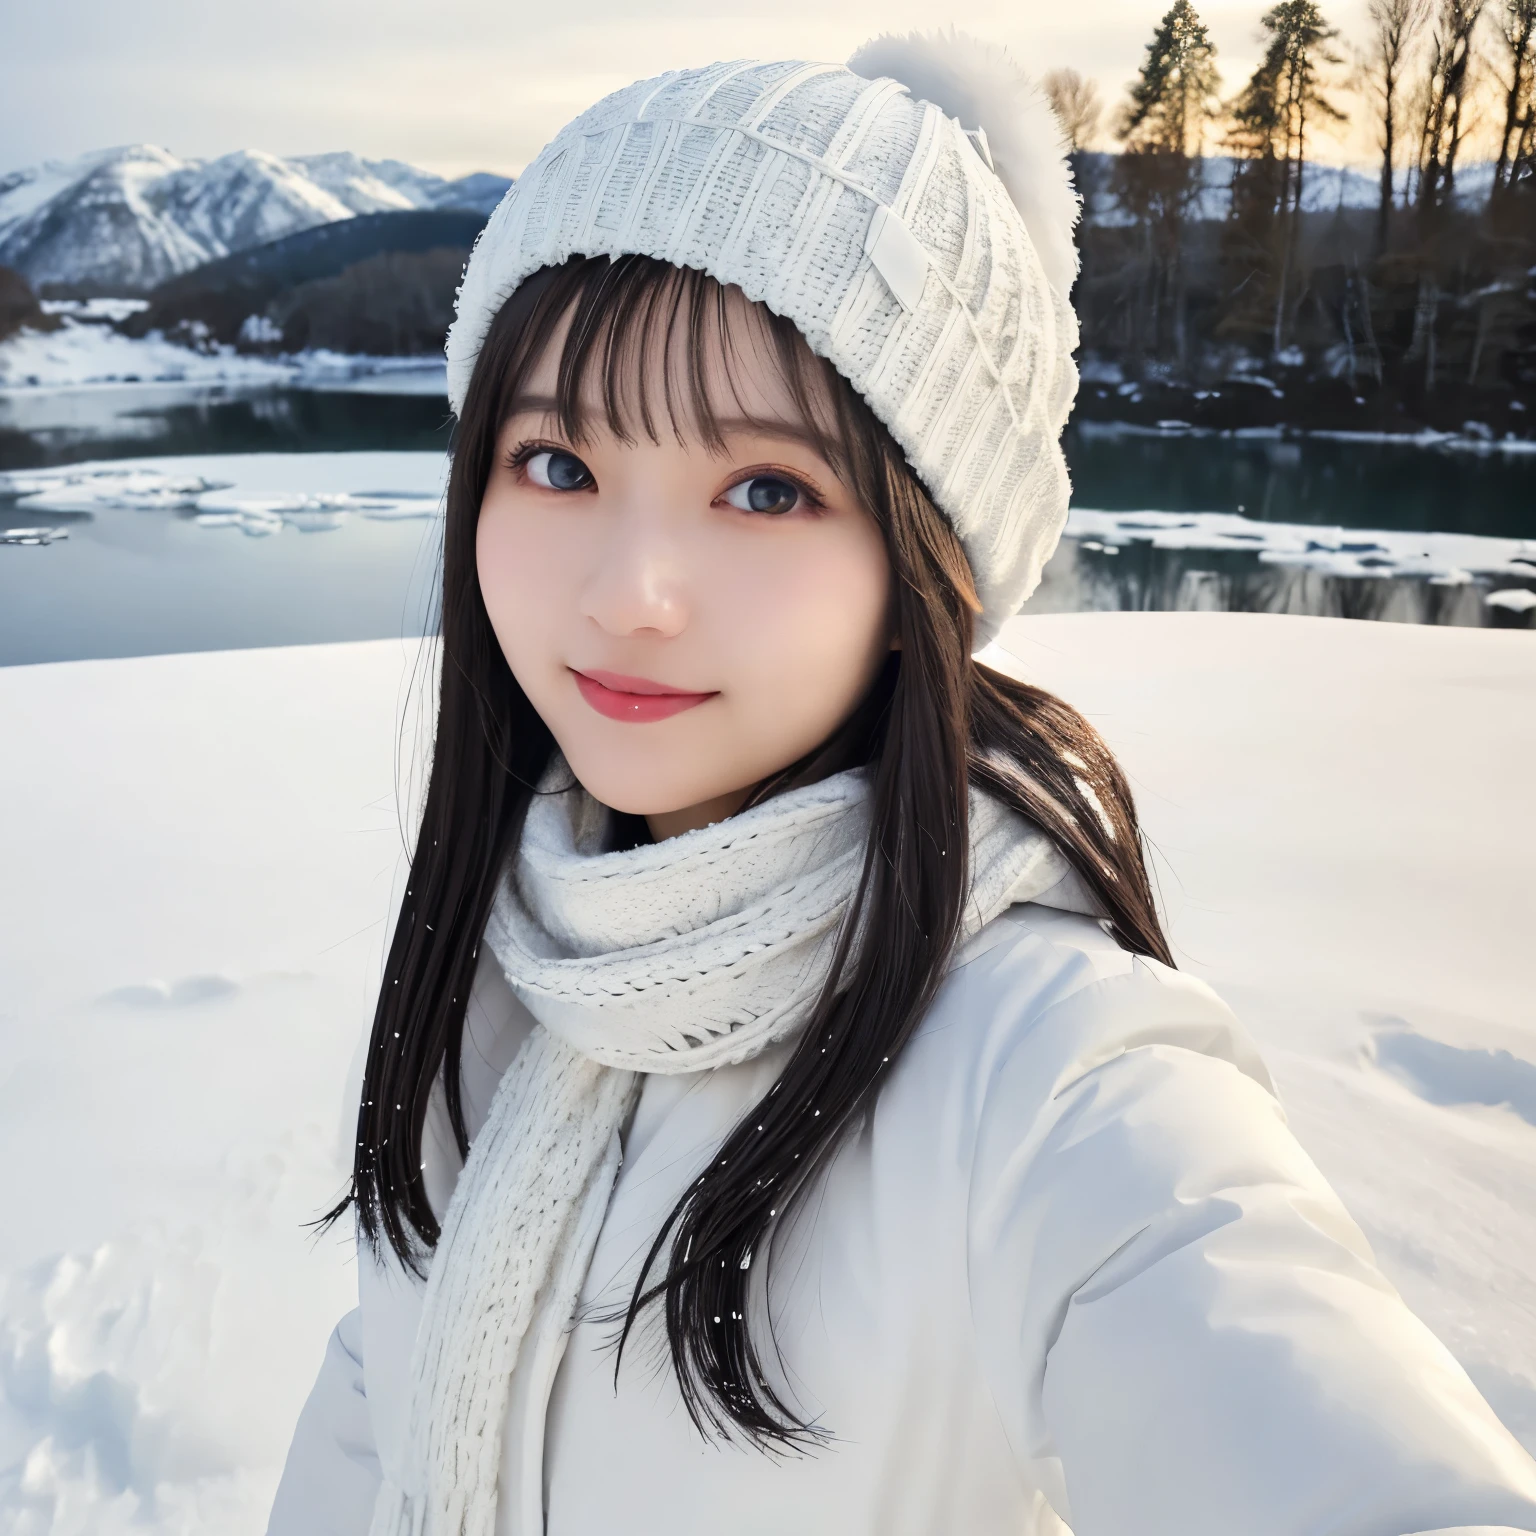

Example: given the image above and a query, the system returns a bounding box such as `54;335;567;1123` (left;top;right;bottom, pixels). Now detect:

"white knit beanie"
446;34;1080;645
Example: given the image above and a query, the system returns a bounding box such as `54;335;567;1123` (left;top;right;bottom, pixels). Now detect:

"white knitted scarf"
371;758;1080;1536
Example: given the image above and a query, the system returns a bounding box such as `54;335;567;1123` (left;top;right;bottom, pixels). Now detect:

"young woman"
269;37;1536;1536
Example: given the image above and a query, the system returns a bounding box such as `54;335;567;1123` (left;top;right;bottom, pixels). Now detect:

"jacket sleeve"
266;1308;381;1535
964;928;1536;1536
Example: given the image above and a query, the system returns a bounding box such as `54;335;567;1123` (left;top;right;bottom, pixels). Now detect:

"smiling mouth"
571;668;718;723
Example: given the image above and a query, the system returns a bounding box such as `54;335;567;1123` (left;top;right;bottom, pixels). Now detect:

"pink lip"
571;668;718;723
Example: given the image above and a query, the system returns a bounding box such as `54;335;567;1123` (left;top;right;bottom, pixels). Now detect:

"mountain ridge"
0;145;512;293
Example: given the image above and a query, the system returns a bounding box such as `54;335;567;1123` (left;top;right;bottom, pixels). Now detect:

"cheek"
718;525;890;722
476;500;571;673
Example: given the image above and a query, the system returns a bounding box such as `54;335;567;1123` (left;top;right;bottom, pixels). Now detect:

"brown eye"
526;450;594;491
723;474;801;515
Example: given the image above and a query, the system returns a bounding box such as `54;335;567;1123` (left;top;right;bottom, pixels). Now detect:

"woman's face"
476;294;894;840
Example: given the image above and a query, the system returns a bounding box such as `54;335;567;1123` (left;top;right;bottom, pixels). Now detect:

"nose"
578;507;689;639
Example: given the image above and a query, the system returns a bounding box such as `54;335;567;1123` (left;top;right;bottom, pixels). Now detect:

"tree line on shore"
4;5;1533;435
1045;0;1536;432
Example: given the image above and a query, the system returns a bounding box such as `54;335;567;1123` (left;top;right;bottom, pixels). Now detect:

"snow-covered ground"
0;614;1532;1533
37;300;149;325
0;320;448;395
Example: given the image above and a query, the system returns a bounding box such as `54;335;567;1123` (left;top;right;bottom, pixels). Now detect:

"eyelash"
505;440;568;473
505;441;829;514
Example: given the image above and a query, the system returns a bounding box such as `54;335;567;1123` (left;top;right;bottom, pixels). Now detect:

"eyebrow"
502;395;826;451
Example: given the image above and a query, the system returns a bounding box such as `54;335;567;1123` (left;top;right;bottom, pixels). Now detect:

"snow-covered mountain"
0;145;511;292
1079;152;1492;226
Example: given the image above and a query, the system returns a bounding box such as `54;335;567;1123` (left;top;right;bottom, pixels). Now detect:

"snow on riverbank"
1;615;1533;1533
1077;414;1536;456
0;320;447;395
0;321;288;391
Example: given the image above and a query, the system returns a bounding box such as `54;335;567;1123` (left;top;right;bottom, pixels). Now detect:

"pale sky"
1;0;1380;179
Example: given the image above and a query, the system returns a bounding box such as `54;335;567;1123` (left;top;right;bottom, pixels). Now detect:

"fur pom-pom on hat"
446;39;1082;642
846;32;1080;299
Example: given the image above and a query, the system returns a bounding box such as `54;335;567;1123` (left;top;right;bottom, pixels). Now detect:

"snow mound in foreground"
1;616;1532;1533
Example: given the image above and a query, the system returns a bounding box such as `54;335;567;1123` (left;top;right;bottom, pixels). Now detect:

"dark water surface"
2;383;1532;538
2;384;1532;666
0;385;454;470
0;501;441;667
1067;426;1534;540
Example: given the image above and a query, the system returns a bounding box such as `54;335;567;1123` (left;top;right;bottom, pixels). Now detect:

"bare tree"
1044;68;1105;152
1416;0;1486;210
1512;79;1536;184
1492;0;1536;191
1366;0;1431;246
1404;0;1485;386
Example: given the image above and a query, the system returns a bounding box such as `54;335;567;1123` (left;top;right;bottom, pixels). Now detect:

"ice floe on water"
0;452;449;665
0;527;68;546
0;458;443;538
3;452;1529;666
1065;507;1536;587
193;490;438;538
4;469;234;514
5;459;1526;583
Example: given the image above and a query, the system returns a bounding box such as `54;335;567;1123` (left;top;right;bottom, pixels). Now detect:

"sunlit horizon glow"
3;0;1433;180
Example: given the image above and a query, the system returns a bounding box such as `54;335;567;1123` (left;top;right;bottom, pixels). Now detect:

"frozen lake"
1;382;1533;665
4;379;1534;537
0;453;444;666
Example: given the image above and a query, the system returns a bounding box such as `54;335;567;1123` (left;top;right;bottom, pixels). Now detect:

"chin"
555;740;715;819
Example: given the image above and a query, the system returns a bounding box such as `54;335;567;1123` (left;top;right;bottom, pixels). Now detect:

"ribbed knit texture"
369;760;1079;1535
445;51;1080;646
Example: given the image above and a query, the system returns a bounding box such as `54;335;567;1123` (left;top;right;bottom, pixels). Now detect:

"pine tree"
1111;0;1221;364
1225;0;1346;351
1121;0;1222;156
1237;1;1346;221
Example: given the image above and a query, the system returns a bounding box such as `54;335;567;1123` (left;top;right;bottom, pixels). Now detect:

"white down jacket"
269;903;1536;1536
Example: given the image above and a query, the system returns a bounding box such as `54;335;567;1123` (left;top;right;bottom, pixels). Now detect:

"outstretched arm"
967;946;1536;1535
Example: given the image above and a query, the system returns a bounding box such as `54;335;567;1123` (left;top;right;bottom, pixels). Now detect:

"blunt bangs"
482;254;867;489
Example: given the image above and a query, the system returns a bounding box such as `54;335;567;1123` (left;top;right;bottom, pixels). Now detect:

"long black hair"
328;252;1173;1448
